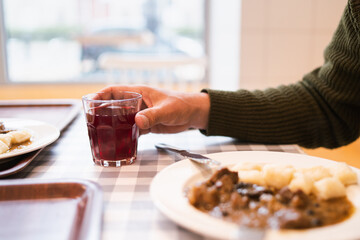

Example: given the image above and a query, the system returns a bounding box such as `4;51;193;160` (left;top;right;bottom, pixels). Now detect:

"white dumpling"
288;172;313;195
302;166;332;182
329;162;358;186
0;140;9;154
8;130;31;144
238;170;265;186
231;162;264;172
0;134;12;147
313;177;346;200
263;164;294;189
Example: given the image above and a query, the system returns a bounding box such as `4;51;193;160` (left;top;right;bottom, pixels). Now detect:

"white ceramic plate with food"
150;151;360;240
0;118;60;160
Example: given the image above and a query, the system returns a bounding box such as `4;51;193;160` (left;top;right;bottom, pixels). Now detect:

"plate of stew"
150;151;360;240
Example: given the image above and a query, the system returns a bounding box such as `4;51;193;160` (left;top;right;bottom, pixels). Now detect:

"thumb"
135;113;150;129
135;107;164;129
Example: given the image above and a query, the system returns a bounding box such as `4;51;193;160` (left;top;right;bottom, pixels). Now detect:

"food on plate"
0;122;32;154
330;162;358;186
0;121;13;134
313;177;346;200
7;130;32;144
233;162;264;171
237;170;265;186
301;166;332;182
288;172;313;194
187;162;358;229
0;141;8;154
262;164;294;189
0;134;12;147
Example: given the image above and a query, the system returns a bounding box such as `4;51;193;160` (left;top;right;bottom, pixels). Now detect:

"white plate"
150;151;360;240
0;118;60;160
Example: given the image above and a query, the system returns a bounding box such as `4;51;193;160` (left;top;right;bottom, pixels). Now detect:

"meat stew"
187;168;354;229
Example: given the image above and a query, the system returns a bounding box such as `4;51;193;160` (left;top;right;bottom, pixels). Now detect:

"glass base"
93;156;136;167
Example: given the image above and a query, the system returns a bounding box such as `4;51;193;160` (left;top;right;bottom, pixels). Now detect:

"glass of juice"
82;91;142;167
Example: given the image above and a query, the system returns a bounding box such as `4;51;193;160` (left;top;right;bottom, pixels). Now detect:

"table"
7;114;303;240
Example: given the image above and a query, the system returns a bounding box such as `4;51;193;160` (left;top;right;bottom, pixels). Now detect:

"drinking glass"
82;91;142;167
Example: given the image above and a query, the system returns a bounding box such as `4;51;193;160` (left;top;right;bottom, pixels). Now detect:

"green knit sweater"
202;0;360;149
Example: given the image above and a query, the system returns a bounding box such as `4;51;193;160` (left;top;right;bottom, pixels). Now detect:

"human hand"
97;85;210;134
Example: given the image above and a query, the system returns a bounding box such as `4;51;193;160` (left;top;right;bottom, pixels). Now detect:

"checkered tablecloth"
10;114;303;240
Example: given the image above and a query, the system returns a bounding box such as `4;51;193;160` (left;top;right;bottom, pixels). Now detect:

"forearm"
202;84;331;148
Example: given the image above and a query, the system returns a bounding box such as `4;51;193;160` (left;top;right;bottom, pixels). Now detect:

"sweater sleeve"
201;0;360;149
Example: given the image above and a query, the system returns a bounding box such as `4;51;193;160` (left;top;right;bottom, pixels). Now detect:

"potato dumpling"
263;164;294;189
0;140;9;154
302;166;332;182
329;162;358;186
231;162;264;172
8;130;31;144
313;177;346;200
233;162;358;200
238;170;265;186
0;134;12;147
288;172;313;195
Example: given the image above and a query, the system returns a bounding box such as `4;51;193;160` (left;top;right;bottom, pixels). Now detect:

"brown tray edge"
0;98;82;131
0;178;103;240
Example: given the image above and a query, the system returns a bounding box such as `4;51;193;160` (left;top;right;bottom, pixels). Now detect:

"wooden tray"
0;99;81;177
0;178;103;240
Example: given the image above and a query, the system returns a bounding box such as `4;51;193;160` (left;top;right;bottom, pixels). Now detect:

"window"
0;0;206;85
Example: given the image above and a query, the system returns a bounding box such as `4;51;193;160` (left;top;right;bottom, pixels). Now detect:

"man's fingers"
149;124;190;134
99;86;144;99
135;106;171;130
135;114;150;129
139;124;189;135
135;108;161;129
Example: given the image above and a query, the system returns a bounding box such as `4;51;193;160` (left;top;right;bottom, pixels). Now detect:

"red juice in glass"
82;91;142;167
87;106;139;163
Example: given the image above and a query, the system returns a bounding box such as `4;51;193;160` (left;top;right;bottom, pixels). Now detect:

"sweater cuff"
199;88;241;137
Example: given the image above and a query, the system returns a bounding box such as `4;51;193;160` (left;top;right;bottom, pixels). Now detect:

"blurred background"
1;0;207;88
0;0;347;93
0;0;358;161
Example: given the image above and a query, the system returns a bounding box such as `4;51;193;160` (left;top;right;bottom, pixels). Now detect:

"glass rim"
82;91;142;102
